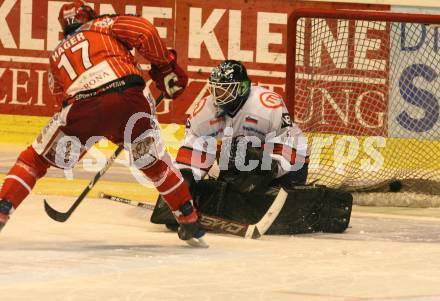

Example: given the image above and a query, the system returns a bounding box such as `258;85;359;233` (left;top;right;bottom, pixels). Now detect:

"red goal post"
285;8;440;193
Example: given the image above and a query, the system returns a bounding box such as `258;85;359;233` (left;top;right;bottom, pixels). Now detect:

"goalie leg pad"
151;180;353;235
266;186;353;234
150;179;228;225
320;188;353;233
150;195;176;225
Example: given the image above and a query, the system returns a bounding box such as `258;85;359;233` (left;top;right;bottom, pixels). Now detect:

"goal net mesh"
289;9;440;194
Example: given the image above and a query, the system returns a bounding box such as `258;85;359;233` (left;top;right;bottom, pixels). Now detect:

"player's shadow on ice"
0;241;197;254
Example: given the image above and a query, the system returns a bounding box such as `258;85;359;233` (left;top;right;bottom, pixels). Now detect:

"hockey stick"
96;193;209;248
44;93;165;223
98;188;288;239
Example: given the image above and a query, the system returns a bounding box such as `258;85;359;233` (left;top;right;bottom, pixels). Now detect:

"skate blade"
185;237;209;248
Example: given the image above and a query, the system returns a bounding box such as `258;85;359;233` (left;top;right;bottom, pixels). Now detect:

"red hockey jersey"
48;15;172;105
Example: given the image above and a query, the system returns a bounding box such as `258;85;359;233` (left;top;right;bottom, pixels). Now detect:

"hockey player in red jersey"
0;0;204;242
150;60;353;234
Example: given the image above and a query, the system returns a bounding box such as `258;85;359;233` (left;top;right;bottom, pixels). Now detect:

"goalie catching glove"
220;142;278;194
149;50;188;99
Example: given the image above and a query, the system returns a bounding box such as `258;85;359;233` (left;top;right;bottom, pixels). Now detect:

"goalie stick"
98;188;288;239
44;93;165;223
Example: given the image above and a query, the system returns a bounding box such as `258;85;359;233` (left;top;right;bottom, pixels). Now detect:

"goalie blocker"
151;177;353;235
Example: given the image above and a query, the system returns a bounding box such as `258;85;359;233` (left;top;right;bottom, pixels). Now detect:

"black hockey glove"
222;143;278;193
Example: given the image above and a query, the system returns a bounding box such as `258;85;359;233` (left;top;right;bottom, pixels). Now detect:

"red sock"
0;164;36;209
0;146;49;209
141;156;192;211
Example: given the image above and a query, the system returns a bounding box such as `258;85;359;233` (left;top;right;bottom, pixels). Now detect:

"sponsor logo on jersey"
242;126;265;136
281;113;293;128
66;61;118;96
259;91;283;109
245;116;258;124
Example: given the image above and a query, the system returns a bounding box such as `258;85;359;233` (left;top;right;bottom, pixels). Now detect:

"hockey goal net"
286;8;440;194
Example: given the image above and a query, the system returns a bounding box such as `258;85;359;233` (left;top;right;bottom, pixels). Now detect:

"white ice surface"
1;195;440;301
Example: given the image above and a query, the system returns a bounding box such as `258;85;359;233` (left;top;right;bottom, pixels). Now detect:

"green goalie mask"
208;60;251;114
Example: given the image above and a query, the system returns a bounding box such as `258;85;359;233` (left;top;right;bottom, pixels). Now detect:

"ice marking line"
275;290;362;299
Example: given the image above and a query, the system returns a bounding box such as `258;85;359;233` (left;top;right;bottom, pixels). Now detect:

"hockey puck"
389;180;402;192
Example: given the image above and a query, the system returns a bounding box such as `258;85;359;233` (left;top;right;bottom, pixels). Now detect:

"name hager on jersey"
48;15;172;105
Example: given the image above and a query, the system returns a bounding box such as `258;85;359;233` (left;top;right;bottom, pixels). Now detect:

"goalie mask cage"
286;8;440;193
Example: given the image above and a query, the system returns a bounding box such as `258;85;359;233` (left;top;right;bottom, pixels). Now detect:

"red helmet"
58;0;97;35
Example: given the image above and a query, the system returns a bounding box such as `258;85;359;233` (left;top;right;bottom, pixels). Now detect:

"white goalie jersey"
175;86;309;180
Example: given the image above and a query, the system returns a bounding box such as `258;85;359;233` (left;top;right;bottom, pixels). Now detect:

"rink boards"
2;113;440;192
